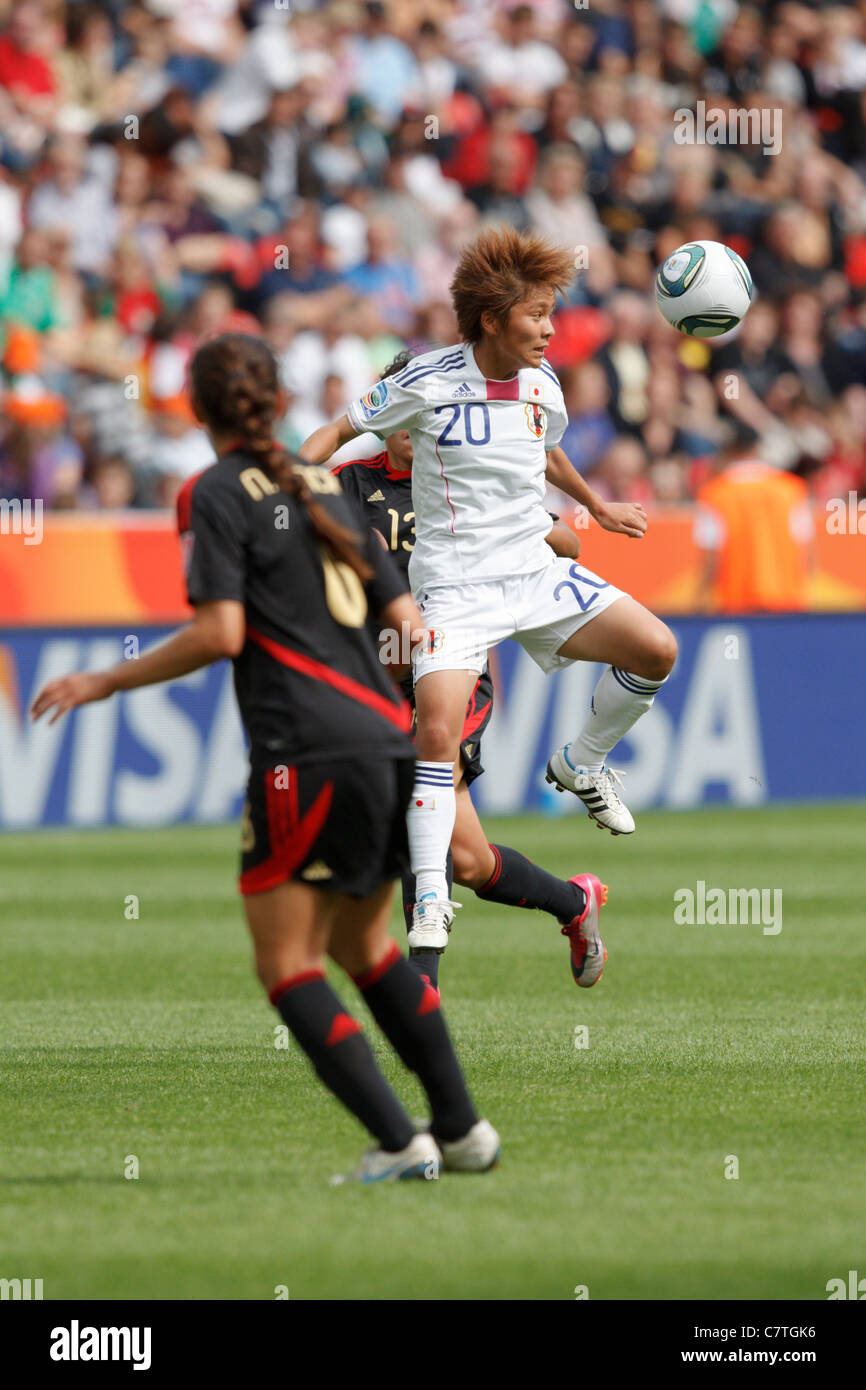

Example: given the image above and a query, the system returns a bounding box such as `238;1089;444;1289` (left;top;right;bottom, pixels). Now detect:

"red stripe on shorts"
239;766;334;895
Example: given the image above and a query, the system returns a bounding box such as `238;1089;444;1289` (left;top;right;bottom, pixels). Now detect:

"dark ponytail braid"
190;333;372;583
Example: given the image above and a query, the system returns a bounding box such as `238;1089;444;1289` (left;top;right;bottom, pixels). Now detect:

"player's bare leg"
331;883;499;1175
556;596;677;679
449;779;496;889
327;880;397;977
547;597;678;835
246;881;436;1181
413;666;480;762
407;666;478;950
245;878;335;991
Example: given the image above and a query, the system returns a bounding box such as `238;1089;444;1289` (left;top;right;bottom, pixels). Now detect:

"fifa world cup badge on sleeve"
359;382;390;419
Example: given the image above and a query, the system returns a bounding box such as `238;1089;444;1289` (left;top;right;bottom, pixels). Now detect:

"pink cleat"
561;874;608;988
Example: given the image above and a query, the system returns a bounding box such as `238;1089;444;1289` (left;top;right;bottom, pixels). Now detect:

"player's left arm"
545;445;647;539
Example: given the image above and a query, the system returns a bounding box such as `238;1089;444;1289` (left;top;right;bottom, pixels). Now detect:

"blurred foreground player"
31;333;499;1182
334;351;609;992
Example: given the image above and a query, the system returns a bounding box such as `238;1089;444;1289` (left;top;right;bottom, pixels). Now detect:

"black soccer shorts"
239;752;416;897
401;666;495;788
459;667;494;787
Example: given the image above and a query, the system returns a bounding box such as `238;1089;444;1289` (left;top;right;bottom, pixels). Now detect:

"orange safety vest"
698;461;810;611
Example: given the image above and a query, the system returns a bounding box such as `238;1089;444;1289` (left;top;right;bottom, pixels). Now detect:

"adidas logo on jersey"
366;489;385;503
451;382;473;398
301;860;334;881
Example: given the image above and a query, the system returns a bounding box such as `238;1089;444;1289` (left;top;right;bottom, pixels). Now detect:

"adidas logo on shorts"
301;861;334;881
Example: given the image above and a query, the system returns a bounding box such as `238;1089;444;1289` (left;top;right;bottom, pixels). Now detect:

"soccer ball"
655;240;753;338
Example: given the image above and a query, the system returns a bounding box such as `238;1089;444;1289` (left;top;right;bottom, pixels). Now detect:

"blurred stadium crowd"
1;0;866;513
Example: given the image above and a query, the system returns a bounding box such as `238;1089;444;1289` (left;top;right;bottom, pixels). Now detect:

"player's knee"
416;717;459;764
254;950;319;995
655;627;678;678
635;626;678;682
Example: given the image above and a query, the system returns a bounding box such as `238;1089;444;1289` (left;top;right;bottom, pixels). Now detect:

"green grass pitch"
2;803;865;1301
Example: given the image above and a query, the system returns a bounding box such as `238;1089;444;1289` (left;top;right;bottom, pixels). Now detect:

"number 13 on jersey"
385;508;415;552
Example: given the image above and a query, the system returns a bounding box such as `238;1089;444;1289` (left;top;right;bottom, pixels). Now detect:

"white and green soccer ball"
655;239;753;337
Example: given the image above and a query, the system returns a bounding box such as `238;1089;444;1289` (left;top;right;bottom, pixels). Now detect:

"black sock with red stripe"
401;848;453;988
270;971;414;1153
354;944;477;1143
477;844;586;924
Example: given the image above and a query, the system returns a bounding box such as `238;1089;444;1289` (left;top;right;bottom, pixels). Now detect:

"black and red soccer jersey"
332;451;415;581
176;447;414;764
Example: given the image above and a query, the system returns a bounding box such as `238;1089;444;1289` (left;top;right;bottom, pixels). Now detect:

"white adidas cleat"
439;1119;501;1173
407;894;461;953
545;748;635;836
330;1132;441;1185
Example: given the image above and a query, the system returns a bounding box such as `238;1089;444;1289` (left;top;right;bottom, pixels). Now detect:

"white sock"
407;761;455;901
567;667;668;770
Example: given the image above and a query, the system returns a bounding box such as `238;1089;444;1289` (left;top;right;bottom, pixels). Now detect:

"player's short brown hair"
450;226;575;344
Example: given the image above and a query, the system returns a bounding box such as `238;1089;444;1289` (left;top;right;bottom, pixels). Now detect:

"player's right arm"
32;472;249;724
30;602;245;724
298;414;360;465
302;372;423;465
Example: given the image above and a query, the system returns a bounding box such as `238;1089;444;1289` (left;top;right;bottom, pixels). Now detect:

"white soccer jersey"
345;343;568;592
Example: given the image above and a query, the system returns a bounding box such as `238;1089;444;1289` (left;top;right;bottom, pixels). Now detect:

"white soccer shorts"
412;558;628;681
